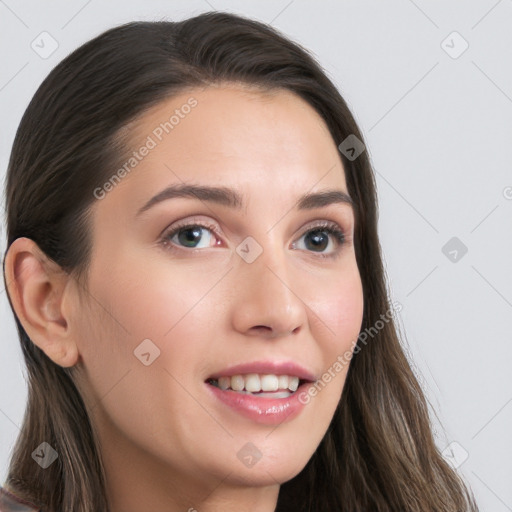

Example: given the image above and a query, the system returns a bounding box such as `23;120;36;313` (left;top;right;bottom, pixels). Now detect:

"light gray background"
1;1;511;510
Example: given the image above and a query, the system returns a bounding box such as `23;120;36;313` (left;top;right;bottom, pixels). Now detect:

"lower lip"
205;382;311;425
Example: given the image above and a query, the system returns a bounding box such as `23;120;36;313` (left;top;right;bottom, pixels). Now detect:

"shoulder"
0;486;41;512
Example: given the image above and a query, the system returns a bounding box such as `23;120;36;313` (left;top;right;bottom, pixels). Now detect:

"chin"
230;440;314;486
222;459;306;488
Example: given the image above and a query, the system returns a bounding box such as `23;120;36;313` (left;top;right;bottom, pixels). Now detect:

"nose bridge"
240;226;290;290
231;230;306;337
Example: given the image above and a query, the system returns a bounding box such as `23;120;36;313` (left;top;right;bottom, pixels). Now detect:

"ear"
4;237;80;368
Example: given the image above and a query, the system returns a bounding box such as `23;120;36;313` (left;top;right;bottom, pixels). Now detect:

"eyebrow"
136;183;354;217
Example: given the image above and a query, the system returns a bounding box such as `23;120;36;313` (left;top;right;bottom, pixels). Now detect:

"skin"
5;84;364;512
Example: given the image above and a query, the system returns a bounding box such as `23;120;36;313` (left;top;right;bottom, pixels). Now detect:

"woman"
1;11;478;512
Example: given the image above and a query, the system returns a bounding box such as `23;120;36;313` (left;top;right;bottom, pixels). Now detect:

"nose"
230;242;307;339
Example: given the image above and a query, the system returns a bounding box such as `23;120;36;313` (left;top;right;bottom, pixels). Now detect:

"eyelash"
160;219;348;259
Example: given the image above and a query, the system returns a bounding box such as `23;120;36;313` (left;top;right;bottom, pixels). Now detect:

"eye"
291;221;347;259
161;220;221;251
159;219;348;258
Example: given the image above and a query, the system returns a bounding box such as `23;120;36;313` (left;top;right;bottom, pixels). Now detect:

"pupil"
179;226;202;247
307;230;328;251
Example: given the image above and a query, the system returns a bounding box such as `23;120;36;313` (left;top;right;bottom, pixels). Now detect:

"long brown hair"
2;11;478;511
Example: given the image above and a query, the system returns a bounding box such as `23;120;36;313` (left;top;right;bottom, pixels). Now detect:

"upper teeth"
215;374;300;393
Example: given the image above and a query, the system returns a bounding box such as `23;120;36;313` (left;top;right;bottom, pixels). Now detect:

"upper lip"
206;360;318;382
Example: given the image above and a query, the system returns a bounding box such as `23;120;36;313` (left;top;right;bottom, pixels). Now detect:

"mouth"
205;373;313;398
203;360;318;424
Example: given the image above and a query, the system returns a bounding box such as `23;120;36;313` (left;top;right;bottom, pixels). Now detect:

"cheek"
72;264;212;450
91;248;221;341
77;253;220;409
309;265;364;353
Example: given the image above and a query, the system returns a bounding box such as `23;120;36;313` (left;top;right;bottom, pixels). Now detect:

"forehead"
99;84;350;219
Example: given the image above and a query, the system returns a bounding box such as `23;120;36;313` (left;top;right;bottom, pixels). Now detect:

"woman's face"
70;84;364;503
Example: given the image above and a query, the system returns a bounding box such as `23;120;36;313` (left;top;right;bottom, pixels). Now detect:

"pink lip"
206;360;318;382
205;381;314;425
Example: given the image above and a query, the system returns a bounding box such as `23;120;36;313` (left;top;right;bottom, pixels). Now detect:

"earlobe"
4;237;80;368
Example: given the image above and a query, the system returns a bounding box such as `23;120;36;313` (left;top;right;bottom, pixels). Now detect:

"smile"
206;373;306;397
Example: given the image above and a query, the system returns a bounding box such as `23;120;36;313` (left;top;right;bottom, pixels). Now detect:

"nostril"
251;326;272;334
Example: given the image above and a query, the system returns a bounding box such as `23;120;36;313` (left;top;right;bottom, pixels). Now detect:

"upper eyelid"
162;217;349;238
161;218;351;252
159;219;352;262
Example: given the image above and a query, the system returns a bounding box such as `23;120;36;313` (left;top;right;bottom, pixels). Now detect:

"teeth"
218;376;231;390
277;375;289;389
230;375;244;391
245;374;260;392
260;374;279;391
210;373;302;393
288;376;299;392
